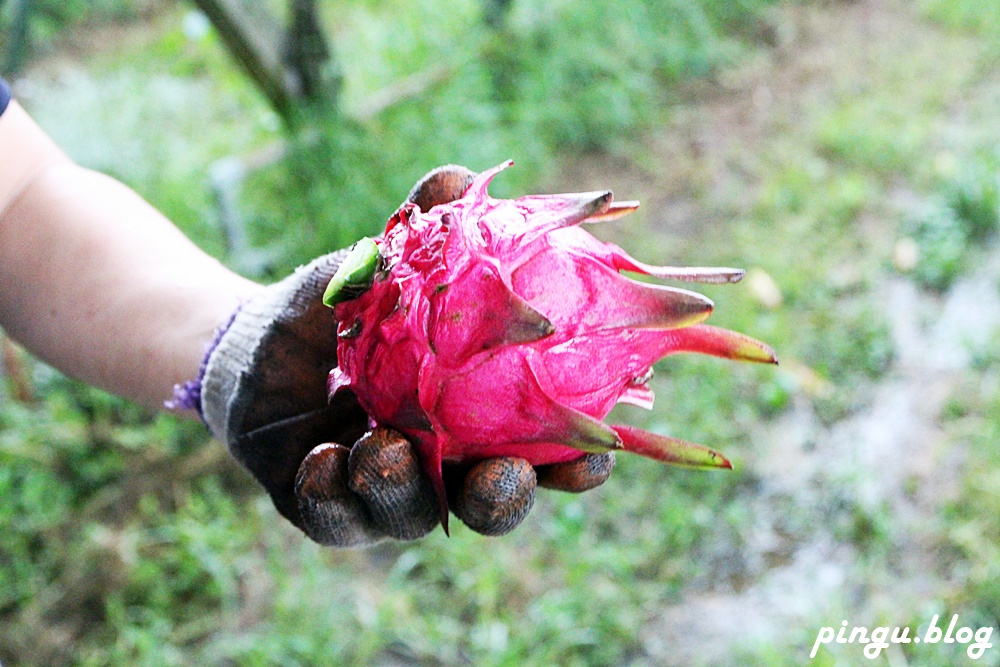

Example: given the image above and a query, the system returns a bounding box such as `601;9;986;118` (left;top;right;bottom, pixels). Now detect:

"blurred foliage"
943;378;1000;622
903;151;1000;291
905;198;971;292
921;0;1000;43
3;1;782;664
0;0;141;70
5;0;1000;665
244;0;774;275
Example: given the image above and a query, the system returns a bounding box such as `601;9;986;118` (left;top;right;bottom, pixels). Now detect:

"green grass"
4;2;783;664
241;0;775;276
5;0;1000;665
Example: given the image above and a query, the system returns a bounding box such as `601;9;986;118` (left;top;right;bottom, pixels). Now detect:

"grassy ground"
3;0;1000;665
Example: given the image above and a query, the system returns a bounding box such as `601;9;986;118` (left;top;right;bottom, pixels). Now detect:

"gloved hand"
182;165;615;547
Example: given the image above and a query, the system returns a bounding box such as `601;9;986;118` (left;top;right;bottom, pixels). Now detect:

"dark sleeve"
0;76;11;117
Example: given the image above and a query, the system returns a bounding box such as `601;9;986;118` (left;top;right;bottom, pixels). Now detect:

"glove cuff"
169;249;351;443
166;305;242;422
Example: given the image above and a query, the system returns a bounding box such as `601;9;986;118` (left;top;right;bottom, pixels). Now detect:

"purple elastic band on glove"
166;305;242;417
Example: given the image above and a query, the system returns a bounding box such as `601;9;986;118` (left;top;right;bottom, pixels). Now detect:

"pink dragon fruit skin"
328;161;777;522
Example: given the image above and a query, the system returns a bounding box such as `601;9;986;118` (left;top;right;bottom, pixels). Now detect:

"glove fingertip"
453;457;536;537
295;443;384;547
348;429;438;541
406;165;476;211
536;452;616;493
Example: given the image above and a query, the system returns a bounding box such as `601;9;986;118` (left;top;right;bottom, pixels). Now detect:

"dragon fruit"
325;161;776;526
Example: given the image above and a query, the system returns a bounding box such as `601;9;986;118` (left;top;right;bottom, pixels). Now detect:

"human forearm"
0;103;261;409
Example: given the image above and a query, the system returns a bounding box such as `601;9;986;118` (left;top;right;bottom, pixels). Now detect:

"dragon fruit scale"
324;161;777;526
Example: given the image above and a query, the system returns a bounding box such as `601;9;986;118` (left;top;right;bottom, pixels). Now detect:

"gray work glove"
179;166;616;547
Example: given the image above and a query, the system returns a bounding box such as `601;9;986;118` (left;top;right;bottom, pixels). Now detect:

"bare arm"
0;99;612;544
0;101;263;410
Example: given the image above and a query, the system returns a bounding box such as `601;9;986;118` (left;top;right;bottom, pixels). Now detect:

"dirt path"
594;1;1000;663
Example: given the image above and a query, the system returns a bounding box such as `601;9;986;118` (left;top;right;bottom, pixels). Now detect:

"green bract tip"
323;238;380;307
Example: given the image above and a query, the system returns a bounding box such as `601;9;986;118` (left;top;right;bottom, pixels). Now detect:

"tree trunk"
2;0;33;74
190;0;338;120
